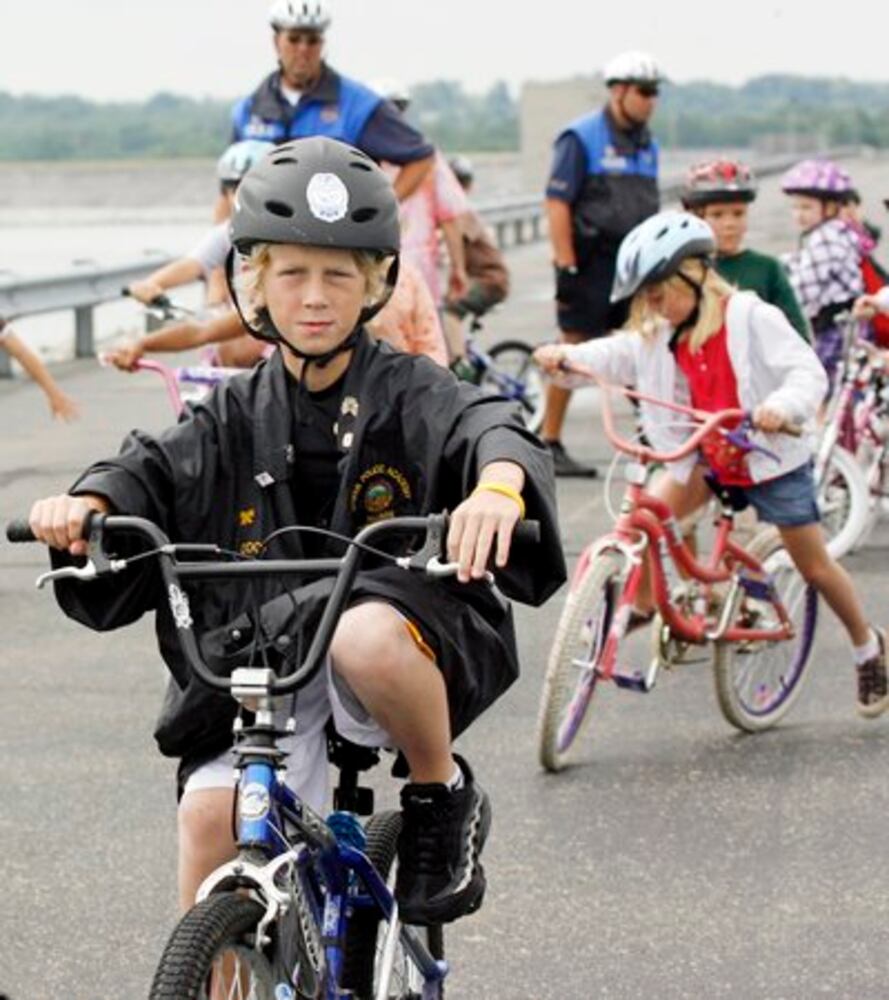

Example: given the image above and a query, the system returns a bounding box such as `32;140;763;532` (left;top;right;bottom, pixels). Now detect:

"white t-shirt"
185;223;232;276
280;83;302;106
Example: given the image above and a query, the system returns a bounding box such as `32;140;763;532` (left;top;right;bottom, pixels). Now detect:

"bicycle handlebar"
559;361;802;461
6;513;540;696
559;362;745;462
121;287;194;321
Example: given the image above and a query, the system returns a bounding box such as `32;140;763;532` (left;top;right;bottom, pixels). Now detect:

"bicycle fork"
597;560;663;694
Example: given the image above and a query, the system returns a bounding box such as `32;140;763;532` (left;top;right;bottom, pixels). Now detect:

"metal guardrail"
0;256;173;377
0;147;861;377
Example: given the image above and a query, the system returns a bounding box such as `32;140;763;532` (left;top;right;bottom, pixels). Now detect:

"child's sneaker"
395;756;491;926
857;627;889;718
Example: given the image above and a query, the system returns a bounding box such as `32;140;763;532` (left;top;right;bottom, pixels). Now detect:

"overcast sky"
3;0;888;103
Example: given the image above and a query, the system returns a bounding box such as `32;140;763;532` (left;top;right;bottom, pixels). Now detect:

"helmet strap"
667;269;707;349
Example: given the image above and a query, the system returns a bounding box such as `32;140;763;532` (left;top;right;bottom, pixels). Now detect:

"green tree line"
2;75;889;160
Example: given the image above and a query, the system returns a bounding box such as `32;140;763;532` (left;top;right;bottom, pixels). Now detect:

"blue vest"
232;71;381;145
562;109;660;247
564;109;659;180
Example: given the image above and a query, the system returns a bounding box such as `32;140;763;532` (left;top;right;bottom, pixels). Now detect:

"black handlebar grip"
513;519;541;545
6;519;36;543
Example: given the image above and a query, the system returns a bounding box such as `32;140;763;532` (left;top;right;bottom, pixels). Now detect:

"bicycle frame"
561;364;800;693
465;336;534;405
198;749;446;999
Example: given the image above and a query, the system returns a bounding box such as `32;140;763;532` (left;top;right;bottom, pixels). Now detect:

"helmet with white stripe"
603;50;665;86
268;0;330;32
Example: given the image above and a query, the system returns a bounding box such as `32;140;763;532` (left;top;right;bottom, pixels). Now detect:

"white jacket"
560;291;828;484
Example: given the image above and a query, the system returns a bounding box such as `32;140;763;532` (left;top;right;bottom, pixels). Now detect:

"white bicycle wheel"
852;440;889;551
537;551;626;772
817;445;870;559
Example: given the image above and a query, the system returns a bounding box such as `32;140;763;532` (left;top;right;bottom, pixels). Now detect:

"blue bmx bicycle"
453;316;544;434
8;510;536;999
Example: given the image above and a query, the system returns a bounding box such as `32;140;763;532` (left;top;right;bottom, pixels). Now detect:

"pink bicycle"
815;317;889;552
537;368;818;772
100;355;242;416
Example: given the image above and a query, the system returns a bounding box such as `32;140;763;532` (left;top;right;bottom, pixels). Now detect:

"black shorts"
556;253;629;339
172;565;519;792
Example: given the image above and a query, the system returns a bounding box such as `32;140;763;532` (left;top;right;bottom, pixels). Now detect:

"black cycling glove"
554;265;583;308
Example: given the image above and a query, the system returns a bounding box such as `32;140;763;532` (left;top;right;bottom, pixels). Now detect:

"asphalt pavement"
3;159;889;999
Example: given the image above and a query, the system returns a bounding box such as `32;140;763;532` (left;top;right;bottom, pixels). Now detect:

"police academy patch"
350;463;413;522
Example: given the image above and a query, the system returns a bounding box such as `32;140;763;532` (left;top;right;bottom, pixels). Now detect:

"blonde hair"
238;243;393;324
626;258;734;352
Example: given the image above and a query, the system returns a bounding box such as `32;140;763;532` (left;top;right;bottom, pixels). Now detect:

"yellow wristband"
472;481;526;519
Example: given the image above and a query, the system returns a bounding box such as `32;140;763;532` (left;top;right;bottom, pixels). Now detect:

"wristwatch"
555;264;579;277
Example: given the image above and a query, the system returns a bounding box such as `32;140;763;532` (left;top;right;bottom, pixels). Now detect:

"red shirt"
674;324;753;486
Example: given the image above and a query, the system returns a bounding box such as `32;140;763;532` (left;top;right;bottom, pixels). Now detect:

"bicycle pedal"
612;664;657;693
738;575;775;602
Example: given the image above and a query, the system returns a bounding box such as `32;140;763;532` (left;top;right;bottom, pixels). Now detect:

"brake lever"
36;561;100;589
423;556;494;584
721;423;781;464
35;512;125;589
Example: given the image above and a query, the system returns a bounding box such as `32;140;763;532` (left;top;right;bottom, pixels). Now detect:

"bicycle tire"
342;810;444;999
149;892;281;1000
712;528;818;733
537;551;624;771
852;440;888;551
817;444;870;559
480;340;544;433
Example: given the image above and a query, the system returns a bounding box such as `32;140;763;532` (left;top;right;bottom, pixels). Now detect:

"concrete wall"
520;76;606;194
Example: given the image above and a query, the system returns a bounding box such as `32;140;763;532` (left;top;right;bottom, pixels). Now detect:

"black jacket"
52;334;566;764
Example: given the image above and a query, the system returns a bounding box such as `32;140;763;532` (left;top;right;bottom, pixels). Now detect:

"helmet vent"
265;200;295;218
350;161;373;172
272;156;298;165
351;207;378;223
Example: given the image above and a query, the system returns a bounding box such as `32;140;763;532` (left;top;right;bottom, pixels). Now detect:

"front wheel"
537;551;625;771
480;340;545;433
342;810;444;1000
816;444;869;559
149;893;280;1000
712;529;818;732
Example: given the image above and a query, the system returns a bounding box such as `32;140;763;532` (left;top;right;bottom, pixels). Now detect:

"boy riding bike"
535;210;888;716
27;137;565;926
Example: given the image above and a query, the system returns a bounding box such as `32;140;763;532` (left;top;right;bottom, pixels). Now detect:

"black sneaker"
546;440;598;478
857;627;889;718
395;756;491;926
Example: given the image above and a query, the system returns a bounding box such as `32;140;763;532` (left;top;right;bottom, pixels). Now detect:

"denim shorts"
744;461;821;527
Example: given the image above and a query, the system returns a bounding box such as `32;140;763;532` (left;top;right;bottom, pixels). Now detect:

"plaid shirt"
783;219;863;319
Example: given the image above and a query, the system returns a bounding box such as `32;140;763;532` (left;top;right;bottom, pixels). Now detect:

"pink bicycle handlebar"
559;360;745;463
132;358;184;415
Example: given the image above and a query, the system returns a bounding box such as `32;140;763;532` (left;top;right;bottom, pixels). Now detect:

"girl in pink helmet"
781;159;864;385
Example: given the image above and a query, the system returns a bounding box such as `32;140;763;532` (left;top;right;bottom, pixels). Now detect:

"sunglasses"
634;84;660;98
284;32;323;47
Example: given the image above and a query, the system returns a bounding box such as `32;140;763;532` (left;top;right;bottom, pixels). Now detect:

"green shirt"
717;249;811;342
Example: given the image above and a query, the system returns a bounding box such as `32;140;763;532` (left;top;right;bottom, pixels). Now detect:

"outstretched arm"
1;328;79;421
106;312;246;370
126;259;204;304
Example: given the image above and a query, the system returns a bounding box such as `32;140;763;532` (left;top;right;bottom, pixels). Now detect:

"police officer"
231;1;434;202
542;50;664;476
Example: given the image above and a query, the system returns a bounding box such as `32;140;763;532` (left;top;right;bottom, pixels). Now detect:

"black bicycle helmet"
228;136;400;351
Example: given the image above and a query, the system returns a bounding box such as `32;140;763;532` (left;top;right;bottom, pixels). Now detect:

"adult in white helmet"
541;49;664;476
229;2;434;203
